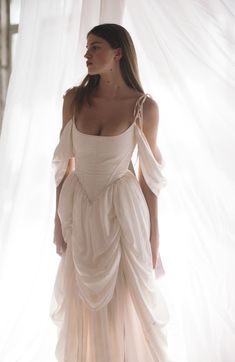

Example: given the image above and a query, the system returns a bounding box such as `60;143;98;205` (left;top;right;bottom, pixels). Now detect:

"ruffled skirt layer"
50;170;169;362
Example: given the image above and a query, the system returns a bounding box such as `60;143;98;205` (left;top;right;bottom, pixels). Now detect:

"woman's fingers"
56;239;67;256
54;222;67;256
152;254;157;269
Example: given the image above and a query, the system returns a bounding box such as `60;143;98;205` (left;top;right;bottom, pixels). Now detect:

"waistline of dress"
73;168;136;188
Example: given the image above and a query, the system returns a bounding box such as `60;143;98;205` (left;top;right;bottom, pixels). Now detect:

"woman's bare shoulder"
142;96;160;136
63;86;78;100
143;96;159;121
62;86;78;129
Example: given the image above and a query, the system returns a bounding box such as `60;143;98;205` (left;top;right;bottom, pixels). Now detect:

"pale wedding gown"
50;93;170;362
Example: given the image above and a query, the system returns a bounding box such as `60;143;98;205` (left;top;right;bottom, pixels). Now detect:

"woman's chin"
87;70;94;74
87;70;99;76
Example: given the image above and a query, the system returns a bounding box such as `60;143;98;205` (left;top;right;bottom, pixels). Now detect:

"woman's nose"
84;50;91;59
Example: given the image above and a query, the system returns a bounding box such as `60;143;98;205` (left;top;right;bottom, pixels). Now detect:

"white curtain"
0;0;234;361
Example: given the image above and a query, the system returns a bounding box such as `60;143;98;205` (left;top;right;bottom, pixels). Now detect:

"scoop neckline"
72;93;147;139
73;118;136;139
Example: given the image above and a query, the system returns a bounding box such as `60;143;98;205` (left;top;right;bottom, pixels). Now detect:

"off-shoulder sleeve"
52;119;74;187
135;125;167;197
133;93;167;197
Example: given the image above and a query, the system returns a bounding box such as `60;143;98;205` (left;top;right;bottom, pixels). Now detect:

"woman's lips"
86;62;93;66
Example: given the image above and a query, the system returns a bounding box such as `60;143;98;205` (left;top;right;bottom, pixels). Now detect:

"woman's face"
84;33;120;75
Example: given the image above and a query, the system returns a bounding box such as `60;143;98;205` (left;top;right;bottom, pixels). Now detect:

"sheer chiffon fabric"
50;94;169;361
0;1;234;361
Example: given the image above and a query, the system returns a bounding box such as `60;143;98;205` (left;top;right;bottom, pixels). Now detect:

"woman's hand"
150;235;159;270
54;216;67;256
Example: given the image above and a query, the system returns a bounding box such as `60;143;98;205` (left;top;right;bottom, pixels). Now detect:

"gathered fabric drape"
0;0;234;361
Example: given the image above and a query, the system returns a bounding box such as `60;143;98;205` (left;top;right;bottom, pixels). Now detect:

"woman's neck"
94;66;131;99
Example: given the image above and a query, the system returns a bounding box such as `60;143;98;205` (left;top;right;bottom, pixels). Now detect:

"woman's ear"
115;48;123;60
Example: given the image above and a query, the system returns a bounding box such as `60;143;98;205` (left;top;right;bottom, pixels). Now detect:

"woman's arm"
53;88;76;255
138;98;162;269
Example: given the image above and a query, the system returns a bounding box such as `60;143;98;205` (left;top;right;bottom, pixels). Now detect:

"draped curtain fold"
0;0;234;361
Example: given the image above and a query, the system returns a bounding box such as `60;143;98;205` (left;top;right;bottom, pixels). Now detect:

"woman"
51;23;169;362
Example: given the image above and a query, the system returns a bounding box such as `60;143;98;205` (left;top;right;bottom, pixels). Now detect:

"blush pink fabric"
50;94;169;362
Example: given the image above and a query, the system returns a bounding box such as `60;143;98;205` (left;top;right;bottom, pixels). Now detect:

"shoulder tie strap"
133;93;152;129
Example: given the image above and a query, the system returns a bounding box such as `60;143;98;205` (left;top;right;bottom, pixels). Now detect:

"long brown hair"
70;23;144;118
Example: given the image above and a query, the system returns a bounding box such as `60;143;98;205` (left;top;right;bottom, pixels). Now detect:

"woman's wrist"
150;233;159;257
150;227;159;244
54;212;60;223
